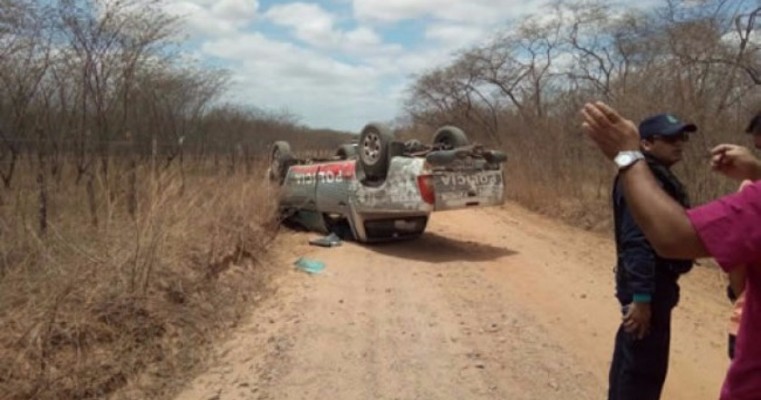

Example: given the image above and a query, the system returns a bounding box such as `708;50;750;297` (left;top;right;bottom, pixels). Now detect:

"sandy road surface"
175;203;732;400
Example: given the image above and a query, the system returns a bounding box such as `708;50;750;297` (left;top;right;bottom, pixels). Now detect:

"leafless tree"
0;1;52;187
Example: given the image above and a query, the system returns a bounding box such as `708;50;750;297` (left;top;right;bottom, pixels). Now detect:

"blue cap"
638;113;697;139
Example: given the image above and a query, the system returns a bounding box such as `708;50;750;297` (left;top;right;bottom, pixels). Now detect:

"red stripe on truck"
290;161;356;178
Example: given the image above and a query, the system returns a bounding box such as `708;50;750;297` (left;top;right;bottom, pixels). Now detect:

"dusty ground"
174;203;732;400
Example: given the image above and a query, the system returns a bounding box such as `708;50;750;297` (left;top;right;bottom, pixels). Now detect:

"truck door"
281;164;320;211
315;161;355;214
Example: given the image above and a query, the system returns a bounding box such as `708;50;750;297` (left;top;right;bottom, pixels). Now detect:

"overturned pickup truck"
267;123;507;243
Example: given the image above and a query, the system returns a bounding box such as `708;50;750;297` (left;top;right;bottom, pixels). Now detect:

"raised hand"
580;101;640;160
710;144;761;182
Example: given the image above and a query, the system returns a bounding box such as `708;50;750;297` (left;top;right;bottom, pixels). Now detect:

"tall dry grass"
0;155;280;399
495;108;753;234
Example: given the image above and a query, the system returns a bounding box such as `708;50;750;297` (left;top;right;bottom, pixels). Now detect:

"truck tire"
358;123;394;180
269;141;292;184
432;126;469;150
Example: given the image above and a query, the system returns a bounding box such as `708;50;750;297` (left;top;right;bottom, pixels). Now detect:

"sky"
160;0;759;133
161;0;560;132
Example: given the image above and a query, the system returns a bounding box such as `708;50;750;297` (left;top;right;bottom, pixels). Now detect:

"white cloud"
264;2;398;56
353;0;436;22
212;0;258;22
425;23;489;50
164;0;258;37
548;51;575;74
200;33;398;130
165;0;663;131
345;27;383;48
353;0;547;24
265;3;338;47
364;48;459;77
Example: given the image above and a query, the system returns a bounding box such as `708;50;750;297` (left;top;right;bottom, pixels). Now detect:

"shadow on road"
364;232;518;263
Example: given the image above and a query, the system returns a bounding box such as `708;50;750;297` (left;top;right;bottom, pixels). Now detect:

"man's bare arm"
618;159;710;259
580;101;761;262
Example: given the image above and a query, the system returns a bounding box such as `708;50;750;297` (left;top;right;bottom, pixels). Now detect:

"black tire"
336;144;357;160
358;123;395;180
269;141;292;184
432;126;469;150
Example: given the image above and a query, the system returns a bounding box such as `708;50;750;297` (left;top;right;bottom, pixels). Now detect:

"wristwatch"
614;150;644;171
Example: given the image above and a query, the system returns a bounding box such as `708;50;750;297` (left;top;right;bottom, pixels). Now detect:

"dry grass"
0;155;280;399
496;127;614;233
401;113;751;235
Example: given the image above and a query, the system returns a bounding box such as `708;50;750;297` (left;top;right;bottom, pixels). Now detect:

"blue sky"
166;0;735;133
161;0;564;132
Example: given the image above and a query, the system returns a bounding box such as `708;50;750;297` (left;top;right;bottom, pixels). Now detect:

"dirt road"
175;203;732;400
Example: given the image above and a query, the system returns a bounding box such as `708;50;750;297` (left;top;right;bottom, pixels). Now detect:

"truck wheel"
358;123;394;180
432;126;469;150
336;144;357;160
269;141;292;184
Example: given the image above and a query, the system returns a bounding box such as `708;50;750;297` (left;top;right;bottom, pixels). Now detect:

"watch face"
614;154;625;164
615;152;642;168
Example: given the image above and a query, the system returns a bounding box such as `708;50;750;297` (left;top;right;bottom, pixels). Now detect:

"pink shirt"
687;181;761;400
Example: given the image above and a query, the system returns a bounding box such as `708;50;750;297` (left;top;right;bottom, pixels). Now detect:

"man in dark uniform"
608;113;696;400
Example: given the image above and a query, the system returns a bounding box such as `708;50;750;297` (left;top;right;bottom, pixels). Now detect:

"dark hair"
746;112;761;134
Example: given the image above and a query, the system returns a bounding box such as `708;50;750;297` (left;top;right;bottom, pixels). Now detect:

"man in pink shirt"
581;102;761;400
726;114;761;360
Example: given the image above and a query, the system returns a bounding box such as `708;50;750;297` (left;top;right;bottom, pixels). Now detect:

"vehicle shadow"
363;232;518;263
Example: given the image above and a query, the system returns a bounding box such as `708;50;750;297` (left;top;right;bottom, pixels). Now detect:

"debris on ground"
294;257;326;274
309;232;343;247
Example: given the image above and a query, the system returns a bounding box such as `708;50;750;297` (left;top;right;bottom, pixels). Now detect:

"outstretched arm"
580;102;708;259
616;161;709;259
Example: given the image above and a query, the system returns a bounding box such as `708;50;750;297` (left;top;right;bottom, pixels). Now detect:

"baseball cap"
638;113;697;139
